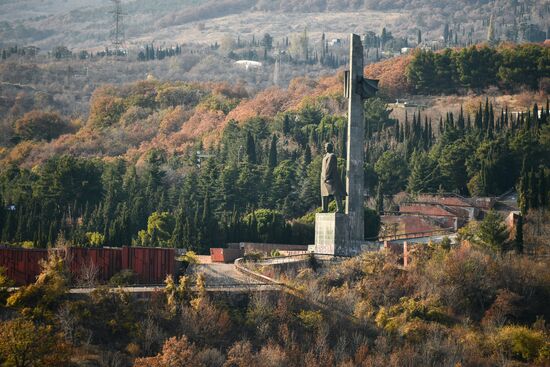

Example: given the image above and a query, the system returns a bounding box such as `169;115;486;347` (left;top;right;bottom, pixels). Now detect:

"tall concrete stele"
314;34;378;256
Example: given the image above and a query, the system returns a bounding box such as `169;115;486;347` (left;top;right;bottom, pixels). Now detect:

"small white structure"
235;60;262;70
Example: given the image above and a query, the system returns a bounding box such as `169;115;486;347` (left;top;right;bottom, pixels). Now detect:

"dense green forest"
406;44;550;94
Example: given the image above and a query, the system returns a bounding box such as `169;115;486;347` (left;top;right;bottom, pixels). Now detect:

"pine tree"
407;151;439;193
478;210;508;253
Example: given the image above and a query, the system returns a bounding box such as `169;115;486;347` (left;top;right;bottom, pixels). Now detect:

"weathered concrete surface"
346;33;365;245
314;213;349;255
186;263;265;287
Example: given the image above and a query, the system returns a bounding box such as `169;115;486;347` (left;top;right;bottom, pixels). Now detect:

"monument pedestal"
313;34;377;258
314;213;362;256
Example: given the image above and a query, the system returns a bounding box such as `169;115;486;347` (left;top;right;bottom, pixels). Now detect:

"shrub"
0;266;14;305
89;93;126;128
156;85;206;108
14;110;71;141
134;335;200;367
0;318;70;366
86;232;105;247
243;209;290;244
298;309;323;330
179;251;199;265
198;94;239;114
492;325;548;362
6;251;69;316
109;269;137;286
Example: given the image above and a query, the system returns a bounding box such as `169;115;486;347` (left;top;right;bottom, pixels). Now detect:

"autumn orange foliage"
364;55;413;98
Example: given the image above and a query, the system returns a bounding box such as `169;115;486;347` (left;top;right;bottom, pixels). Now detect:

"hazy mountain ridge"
1;0;547;50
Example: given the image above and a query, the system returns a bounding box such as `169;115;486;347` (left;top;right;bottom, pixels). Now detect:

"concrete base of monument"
314;213;363;256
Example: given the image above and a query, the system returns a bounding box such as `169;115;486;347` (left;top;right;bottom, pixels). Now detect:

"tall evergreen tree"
515;214;524;254
246;131;257;164
268;134;278;168
376;184;384;215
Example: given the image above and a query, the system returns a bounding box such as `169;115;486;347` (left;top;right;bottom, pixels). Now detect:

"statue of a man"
321;142;345;213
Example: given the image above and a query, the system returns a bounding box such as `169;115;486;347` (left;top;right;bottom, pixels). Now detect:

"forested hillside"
0;4;550;364
0;44;549;252
366;43;550;97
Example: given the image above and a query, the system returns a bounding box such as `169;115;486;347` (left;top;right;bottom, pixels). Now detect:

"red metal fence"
0;246;175;286
210;248;244;263
0;247;48;286
122;247;176;284
66;247;123;283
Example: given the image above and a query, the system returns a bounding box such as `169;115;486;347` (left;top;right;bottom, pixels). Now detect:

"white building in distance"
235;60;262;70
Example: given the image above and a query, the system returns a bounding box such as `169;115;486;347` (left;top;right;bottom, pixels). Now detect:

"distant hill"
0;0;547;51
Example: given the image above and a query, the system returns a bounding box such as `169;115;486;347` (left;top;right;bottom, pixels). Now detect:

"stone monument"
314;33;378;256
320;142;345;214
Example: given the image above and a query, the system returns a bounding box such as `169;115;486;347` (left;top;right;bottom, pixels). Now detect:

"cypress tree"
479;160;490;196
2;210;14;243
483;98;490;132
529;170;539;209
192;205;201;252
518;161;529;213
248;210;258;242
14;205;24;243
515;214;524;254
475;103;482;130
458;105;465;131
376;184;384;214
488;103;495;137
423;118;430;149
304;144;312;166
171;208;186;248
246;131;257;164
539;168;548;208
268;135;278;168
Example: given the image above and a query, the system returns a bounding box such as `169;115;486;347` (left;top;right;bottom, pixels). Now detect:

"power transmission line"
110;0;126;56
